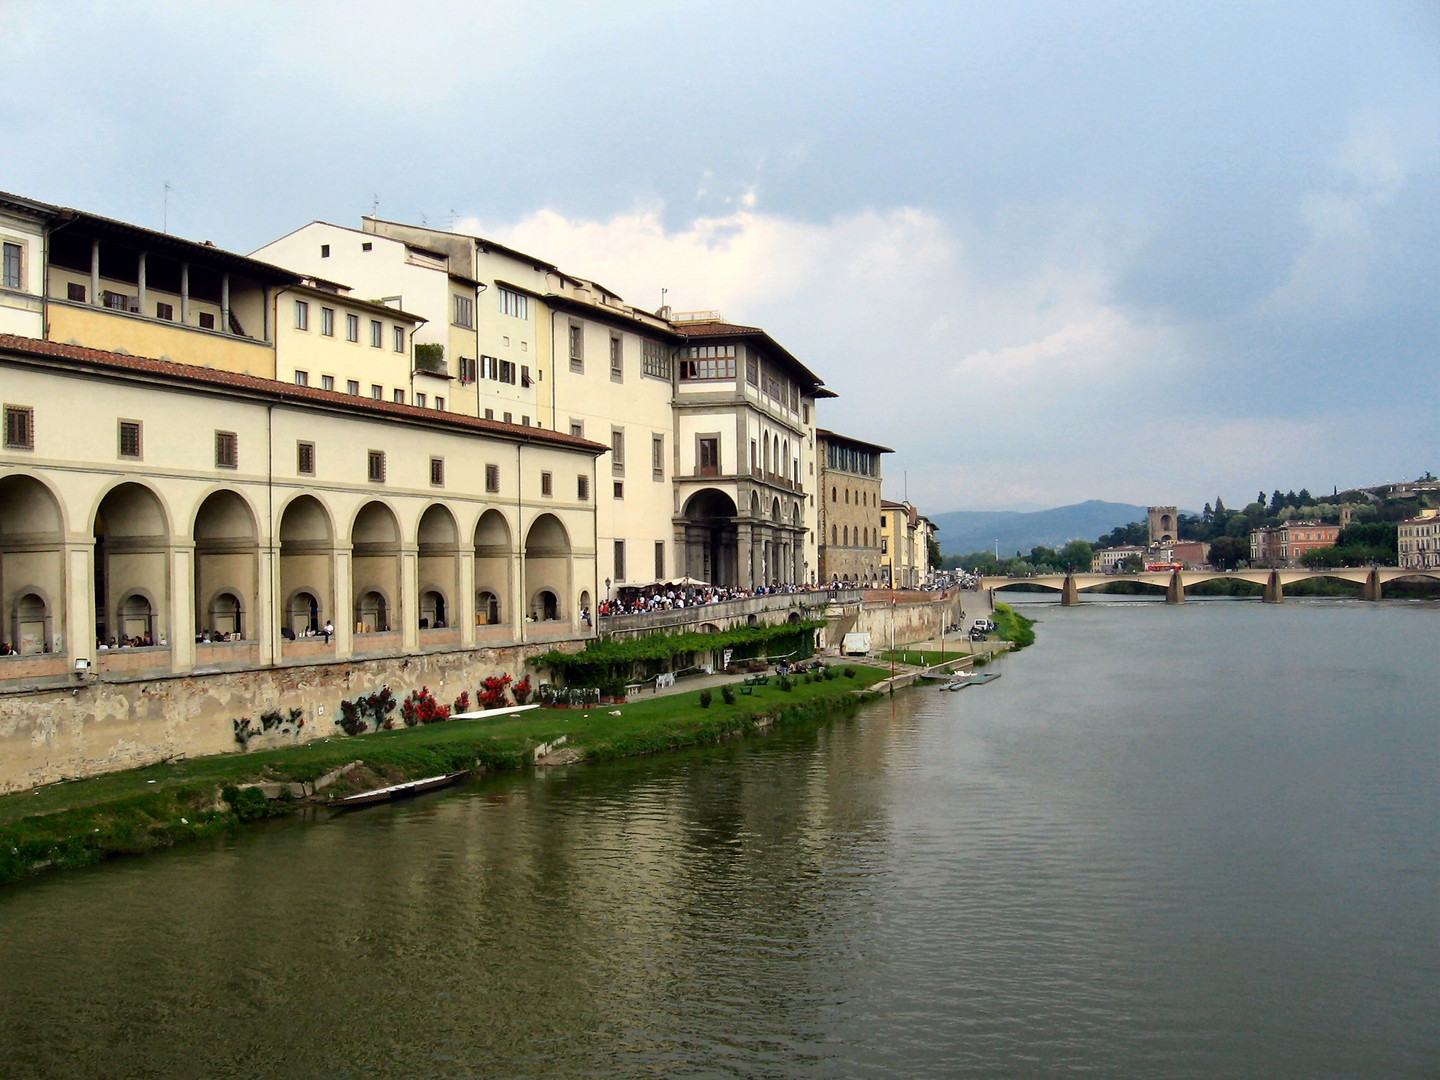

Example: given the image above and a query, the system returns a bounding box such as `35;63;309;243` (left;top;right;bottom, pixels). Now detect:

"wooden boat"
940;671;1002;691
333;770;470;808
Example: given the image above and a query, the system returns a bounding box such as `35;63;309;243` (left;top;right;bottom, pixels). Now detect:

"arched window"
420;590;447;628
476;590;500;625
13;592;49;655
831;524;837;544
209;591;243;638
843;526;849;546
288;591;319;637
535;590;559;621
118;593;154;642
355;590;388;633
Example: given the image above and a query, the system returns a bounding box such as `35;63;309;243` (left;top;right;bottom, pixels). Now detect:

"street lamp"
604;577;611;602
994;539;999;562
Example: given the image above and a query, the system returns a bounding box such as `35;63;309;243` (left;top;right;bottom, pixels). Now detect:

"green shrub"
699;689;713;709
823;666;836;680
778;675;793;692
843;667;856;678
721;685;736;705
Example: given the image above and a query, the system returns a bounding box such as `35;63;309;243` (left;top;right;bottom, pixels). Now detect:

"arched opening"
0;475;65;660
418;504;459;632
94;482;169;647
474;509;512;628
524;513;571;625
352;501;401;638
206;590;244;639
117;592;154;643
419;589;447;628
278;495;333;643
285;589;320;638
194;489;258;641
682;489;739;587
355;589;389;633
12;592;51;655
533;589;559;621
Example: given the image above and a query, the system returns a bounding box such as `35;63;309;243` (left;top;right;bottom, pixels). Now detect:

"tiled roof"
0;334;606;454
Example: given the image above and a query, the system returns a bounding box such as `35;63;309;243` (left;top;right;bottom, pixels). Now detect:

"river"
0;599;1435;1078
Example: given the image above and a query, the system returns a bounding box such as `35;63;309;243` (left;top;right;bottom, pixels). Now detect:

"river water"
0;599;1435;1079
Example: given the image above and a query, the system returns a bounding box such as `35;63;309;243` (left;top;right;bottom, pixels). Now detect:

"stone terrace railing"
600;589;865;636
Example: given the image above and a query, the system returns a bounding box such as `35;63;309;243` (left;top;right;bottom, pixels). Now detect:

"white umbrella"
666;575;709;587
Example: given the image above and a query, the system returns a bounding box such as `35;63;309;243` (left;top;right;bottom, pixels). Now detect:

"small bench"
743;674;769;687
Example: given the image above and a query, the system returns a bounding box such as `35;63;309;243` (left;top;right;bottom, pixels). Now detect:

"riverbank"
0;664;893;886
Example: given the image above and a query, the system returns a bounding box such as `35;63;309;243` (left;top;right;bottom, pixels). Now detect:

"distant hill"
931;500;1151;557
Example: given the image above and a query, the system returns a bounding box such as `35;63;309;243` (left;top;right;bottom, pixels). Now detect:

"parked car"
972;618;996;633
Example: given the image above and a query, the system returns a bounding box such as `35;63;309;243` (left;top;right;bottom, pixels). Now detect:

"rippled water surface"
1;600;1436;1078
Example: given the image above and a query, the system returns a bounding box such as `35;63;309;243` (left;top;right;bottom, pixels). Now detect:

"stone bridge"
984;567;1440;605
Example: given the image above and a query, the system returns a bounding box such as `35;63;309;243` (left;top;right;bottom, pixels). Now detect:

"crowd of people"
97;633;160;649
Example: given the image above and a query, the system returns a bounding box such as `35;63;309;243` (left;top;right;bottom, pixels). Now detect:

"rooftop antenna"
446;209;457;231
371;193;379;217
661;286;668;311
163;180;172;233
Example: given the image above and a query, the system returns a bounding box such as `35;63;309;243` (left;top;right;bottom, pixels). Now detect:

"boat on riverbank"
941;672;1001;691
333;770;470;808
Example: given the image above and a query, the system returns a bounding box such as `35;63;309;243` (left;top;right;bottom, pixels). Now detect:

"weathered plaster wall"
0;643;572;793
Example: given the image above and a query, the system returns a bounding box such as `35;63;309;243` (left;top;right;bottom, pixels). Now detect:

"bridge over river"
984;567;1440;605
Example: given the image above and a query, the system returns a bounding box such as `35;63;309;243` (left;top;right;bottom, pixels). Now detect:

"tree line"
944;479;1435;574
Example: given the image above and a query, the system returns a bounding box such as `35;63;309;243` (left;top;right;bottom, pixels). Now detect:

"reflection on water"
0;601;1435;1078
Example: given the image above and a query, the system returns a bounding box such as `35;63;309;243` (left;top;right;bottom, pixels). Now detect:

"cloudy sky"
5;0;1436;511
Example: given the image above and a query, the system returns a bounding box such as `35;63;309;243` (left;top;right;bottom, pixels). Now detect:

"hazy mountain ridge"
931;500;1153;557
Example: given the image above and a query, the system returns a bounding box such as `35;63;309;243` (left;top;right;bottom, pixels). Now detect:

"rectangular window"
521;364;532;387
746;355;759;385
480;355;499;381
521;415;530;426
321;307;334;336
346;313;359;342
393;326;405;353
610;334;623;380
371;384;383;399
485;409;494;420
435;396;445;411
370;320;382;348
2;242;21;289
458;356;477;384
320;244;331;258
294;300;309;330
4;405;33;449
415;392;426;408
297;441;315;475
679;347;736;381
613;481;624;500
199;312;216;330
652;434;664;480
568;323;584;372
577;475;590;502
642;340;669;379
698;436;719;476
393;389;405;405
613;540;626;582
102;290;132;312
155;301;174;321
569;420;584;439
321;374;335;392
294;370;309;386
453;294;475;328
499;360;516;384
430;457;444;487
541;471;553;497
485;464;500;493
67;281;86;302
655;541;665;579
610;427;624;474
503;412;512;425
347;379;360;395
118;420;142;459
368;450;385;483
499;286;528;319
215;431;237;469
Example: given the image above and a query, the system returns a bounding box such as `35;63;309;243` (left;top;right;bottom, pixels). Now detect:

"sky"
4;0;1436;512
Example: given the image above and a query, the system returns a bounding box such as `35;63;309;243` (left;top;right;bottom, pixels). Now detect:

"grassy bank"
992;603;1036;649
0;665;890;886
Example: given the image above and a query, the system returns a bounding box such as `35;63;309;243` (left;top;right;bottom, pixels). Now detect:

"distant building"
817;429;890;586
1250;521;1340;568
1397;508;1440;569
1092;544;1145;572
880;500;935;588
1148;505;1178;545
1171;540;1210;568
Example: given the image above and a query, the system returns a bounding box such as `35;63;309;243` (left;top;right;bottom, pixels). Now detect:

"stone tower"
1148;506;1178;545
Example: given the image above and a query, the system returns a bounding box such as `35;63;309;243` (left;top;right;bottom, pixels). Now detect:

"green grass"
992;602;1036;649
0;664;891;885
877;648;971;667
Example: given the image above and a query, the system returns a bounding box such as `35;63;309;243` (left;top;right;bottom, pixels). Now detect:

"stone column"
399;548;419;652
137;252;147;316
1060;573;1079;606
168;540;196;672
64;540;95;669
1264;571;1283;604
333;546;353;656
1166;570;1185;604
89;240;100;306
257;539;278;667
458;547;476;646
